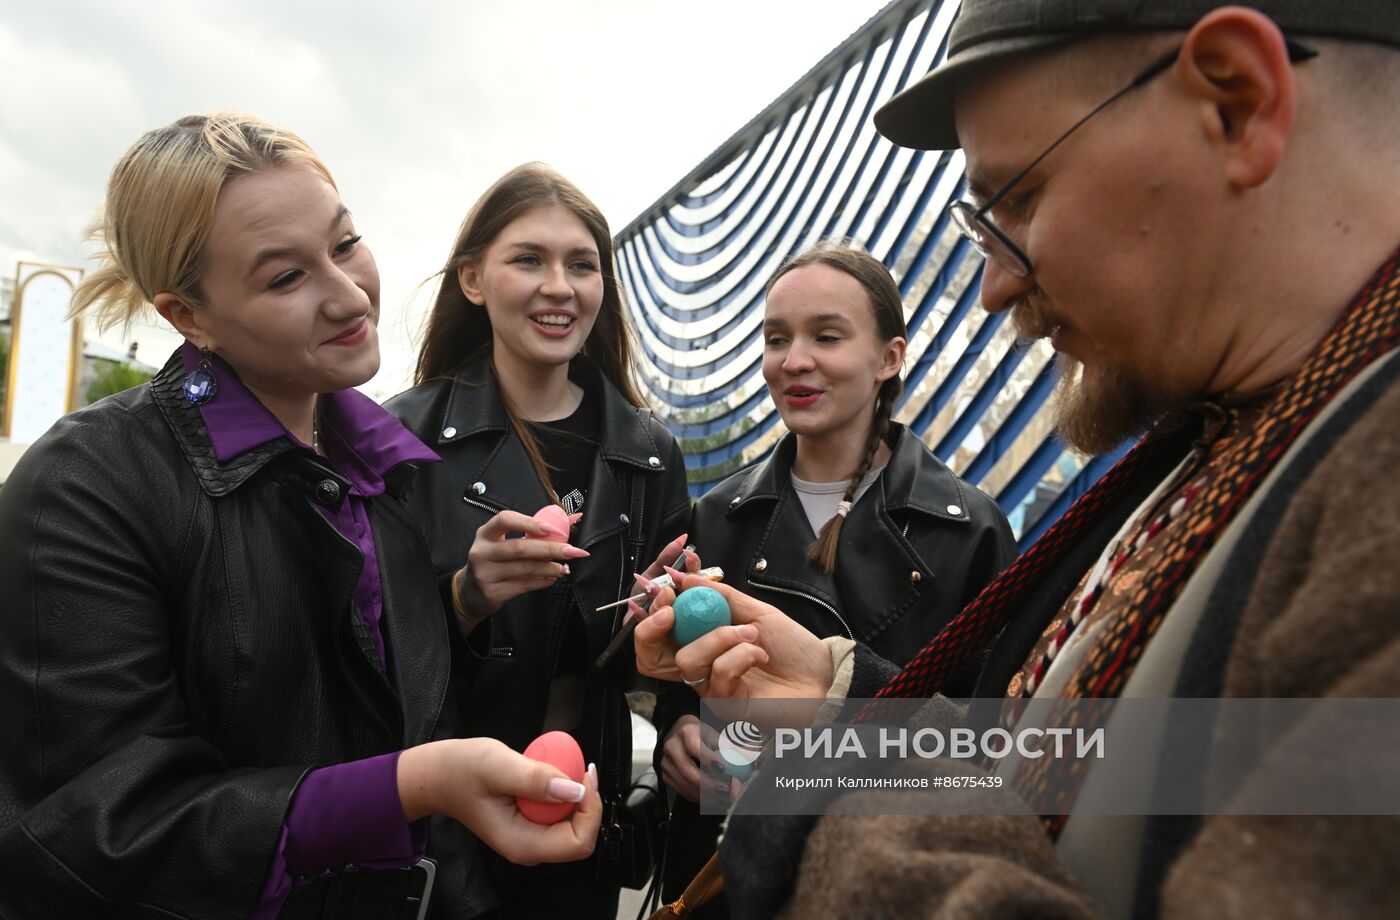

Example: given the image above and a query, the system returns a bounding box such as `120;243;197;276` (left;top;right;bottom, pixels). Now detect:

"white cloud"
1;0;890;400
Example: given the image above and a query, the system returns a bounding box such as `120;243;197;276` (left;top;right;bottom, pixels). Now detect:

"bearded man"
635;2;1400;917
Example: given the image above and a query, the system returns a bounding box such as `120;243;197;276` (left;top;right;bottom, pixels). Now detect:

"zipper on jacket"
613;542;628;637
749;579;854;641
461;495;504;517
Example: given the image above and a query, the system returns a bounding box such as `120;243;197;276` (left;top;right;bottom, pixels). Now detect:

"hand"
638;533;701;586
660;714;727;804
458;510;589;620
398;738;601;866
635;571;836;729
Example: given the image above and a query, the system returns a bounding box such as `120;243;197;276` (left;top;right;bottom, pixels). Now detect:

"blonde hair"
71;112;334;332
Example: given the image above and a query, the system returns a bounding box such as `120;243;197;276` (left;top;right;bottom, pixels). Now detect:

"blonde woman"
0;115;599;920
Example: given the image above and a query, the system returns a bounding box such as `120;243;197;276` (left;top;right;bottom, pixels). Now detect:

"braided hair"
765;242;907;574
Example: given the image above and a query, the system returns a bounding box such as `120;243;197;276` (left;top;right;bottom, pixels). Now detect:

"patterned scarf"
856;253;1400;813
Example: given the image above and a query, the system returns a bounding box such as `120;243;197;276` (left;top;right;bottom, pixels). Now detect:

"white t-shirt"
790;465;886;537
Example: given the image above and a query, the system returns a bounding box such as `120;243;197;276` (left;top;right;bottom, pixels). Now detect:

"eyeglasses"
950;36;1319;278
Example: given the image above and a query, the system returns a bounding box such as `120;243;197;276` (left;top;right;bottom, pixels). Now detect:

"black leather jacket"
652;425;1017;913
384;352;691;792
0;352;451;919
655;423;1017;747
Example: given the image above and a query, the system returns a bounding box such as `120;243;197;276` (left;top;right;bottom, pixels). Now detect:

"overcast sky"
1;0;892;400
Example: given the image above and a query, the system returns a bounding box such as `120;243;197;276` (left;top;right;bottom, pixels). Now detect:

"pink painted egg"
530;504;571;540
516;730;586;824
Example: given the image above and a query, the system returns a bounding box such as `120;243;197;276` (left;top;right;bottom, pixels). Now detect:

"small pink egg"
516;730;586;824
529;504;571;541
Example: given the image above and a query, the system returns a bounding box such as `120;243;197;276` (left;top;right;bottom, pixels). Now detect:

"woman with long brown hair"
388;163;691;918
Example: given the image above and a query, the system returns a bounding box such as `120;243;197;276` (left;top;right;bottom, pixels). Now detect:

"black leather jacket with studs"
654;424;1017;750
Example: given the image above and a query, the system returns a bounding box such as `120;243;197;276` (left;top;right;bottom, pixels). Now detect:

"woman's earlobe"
153;291;207;344
457;264;486;306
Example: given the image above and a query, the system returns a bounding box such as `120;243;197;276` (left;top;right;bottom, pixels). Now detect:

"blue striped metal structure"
615;0;1127;548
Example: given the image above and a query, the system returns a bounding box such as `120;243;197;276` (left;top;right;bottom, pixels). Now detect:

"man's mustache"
1011;295;1061;344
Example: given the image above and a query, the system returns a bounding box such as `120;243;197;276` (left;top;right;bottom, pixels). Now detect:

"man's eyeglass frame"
949;35;1320;278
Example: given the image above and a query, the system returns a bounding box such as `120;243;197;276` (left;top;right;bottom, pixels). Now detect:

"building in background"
614;0;1128;548
0;266;155;485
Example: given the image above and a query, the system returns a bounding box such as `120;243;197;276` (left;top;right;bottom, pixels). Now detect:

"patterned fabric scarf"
856;252;1400;787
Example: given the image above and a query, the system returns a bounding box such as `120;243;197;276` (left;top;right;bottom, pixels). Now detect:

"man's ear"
1177;6;1298;190
153;292;213;348
457;263;486;306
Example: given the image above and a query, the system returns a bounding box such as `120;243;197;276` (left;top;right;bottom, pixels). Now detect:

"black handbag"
595;684;666;892
599;765;666;891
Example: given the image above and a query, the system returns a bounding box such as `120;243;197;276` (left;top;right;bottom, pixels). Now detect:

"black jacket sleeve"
0;414;303;919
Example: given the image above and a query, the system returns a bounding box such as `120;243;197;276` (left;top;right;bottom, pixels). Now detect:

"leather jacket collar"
724;424;976;524
417;349;670;554
431;349;668;473
150;351;417;508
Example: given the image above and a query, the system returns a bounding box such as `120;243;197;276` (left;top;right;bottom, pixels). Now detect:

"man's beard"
1014;297;1178;456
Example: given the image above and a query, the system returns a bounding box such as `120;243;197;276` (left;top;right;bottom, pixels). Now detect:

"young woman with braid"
650;242;1016;916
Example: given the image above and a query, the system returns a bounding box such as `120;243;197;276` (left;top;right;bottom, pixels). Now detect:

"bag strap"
647;854;723;920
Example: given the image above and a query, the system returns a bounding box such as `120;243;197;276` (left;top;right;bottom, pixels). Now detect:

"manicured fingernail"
559;564;571;576
540;524;567;538
663;565;684;581
626;599;647;619
736;625;758;640
675;533;689;547
634;573;658;595
587;763;598;792
567;512;584;524
563;546;591;559
548;777;587;803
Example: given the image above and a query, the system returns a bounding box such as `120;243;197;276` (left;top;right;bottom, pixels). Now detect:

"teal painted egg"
672;586;731;646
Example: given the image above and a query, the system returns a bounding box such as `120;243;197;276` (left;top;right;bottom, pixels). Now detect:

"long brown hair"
766;242;907;574
415;163;644;502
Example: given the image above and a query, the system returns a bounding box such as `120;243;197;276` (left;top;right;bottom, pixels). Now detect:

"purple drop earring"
183;345;219;406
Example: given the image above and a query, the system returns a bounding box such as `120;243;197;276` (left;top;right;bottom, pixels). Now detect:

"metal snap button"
754;558;767;572
648;456;661;468
471;482;486;495
442;426;457;439
910;570;923;585
946;504;962;516
619;513;631;526
315;479;341;505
